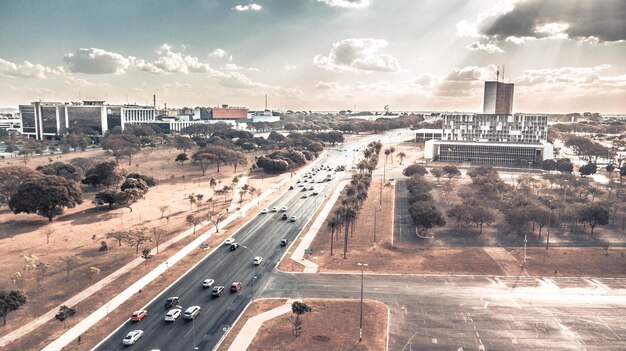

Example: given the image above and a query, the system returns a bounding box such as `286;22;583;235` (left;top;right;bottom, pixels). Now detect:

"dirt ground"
248;299;388;351
508;247;626;277
0;147;287;339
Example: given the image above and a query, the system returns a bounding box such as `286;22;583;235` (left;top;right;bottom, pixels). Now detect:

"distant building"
212;105;248;119
483;81;514;114
414;128;442;141
424;81;553;165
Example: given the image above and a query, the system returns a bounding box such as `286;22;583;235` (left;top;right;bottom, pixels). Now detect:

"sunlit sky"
1;0;625;113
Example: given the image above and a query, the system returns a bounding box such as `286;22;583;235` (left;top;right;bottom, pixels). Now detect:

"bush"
402;164;427;177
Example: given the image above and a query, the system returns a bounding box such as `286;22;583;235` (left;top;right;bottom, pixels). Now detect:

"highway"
93;133;393;351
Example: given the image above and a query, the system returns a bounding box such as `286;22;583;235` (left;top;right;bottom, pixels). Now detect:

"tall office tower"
483;81;514;114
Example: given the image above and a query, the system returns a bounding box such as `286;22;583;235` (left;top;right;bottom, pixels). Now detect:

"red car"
230;282;242;293
130;309;148;321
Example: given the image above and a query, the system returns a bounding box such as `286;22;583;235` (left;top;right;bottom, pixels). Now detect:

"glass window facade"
20;105;37;134
107;107;121;130
67;106;103;135
437;143;542;165
41;106;59;134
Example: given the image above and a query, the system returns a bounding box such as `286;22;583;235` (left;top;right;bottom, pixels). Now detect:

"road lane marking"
483;301;489;309
432;338;437;344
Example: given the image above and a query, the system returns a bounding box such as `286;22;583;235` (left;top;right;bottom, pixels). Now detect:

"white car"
271;207;279;212
202;279;215;288
183;306;201;320
224;237;235;246
260;208;268;214
123;330;144;345
290;216;297;222
253;256;263;265
281;206;288;212
164;308;182;322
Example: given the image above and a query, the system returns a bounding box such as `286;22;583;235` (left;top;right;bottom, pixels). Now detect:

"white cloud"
315;81;340;90
209;48;229;58
515;65;614;86
436;65;498;96
134;44;220;75
409;73;442;89
0;58;65;78
63;48;131;74
283;65;296;71
318;0;371;8
313;38;400;73
233;3;262;11
466;41;505;53
216;72;267;89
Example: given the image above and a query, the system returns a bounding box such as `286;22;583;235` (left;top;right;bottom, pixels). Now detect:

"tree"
159;205;169;218
0;166;38;208
469;206;495;234
36;162;82;182
402;164;427;177
115;188;145;212
121;178;150;194
442;165;461;182
397;152;406;165
230;151;248;173
209;177;218;191
192;151;216;176
447;204;471;228
42;226;55;244
186;214;203;234
82;161;125;188
60;255;80;283
69;157;96;174
175;153;189;165
429;167;445;184
125;227;152;254
34;261;48;289
410;201;446;237
173;135;195;154
151;227;167;254
107;231;127;246
9;175;83;221
0;290;27;326
579;163;597;177
290;301;312;337
384;148;391;164
55;305;76;328
126;173;156;187
528;206;551;236
502;207;530;236
556;159;574;173
101;134;142;165
95;190;118;209
141;248;152;264
207;210;227;233
578;203;610;235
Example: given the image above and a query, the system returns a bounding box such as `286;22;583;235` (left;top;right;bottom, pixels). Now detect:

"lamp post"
357;262;368;342
546;200;552;251
523;235;528;264
373;201;378;248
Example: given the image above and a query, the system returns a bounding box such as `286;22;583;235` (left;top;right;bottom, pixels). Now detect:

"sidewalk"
483;247;528;276
290;179;349;273
34;152;329;351
225;299;298;351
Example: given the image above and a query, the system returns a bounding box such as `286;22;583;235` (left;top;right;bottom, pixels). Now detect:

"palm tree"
340;206;358;258
397;152;406;165
389;146;396;163
384;148;391;164
363;149;373;159
357;160;368;173
327;217;339;255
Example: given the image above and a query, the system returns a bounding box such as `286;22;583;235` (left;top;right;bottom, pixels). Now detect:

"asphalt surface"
93;134;389;351
263;273;626;351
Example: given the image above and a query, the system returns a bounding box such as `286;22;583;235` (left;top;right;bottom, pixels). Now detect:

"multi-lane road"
93;133;392;351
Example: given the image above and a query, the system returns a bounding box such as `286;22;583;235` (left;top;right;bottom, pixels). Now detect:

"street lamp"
357;262;368;342
546;200;552;251
373;201;378;248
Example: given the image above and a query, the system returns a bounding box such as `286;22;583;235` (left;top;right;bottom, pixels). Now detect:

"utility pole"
373;201;378;248
357;263;368;342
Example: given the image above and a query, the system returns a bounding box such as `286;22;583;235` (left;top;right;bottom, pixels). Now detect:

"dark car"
230;282;242;293
211;286;225;297
230;243;240;251
288;185;294;190
164;297;179;308
280;239;288;247
282;213;288;220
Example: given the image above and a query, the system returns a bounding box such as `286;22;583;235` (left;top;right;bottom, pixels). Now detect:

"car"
130;310;148;322
301;187;308;192
280;239;288;247
164;297;179;308
202;279;215;288
303;179;309;183
281;206;288;212
271;207;279;212
230;282;242;292
164;308;182;322
297;184;304;187
260;208;268;214
282;213;288;220
230;243;240;251
183;306;201;320
122;330;144;345
301;194;308;199
288;185;294;190
308;186;315;190
253;256;263;265
312;191;319;196
296;179;301;183
290;216;297;222
224;237;235;245
211;286;225;297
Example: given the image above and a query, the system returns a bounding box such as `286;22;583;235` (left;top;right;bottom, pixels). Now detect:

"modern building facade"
483;81;514;114
424;81;553;166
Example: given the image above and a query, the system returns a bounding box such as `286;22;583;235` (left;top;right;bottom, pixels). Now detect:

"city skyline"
1;0;625;113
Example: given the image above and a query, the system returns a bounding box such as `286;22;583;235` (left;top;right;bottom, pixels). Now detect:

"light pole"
523;235;528;264
546;200;552;250
252;276;257;297
373;201;378;248
357;262;368;342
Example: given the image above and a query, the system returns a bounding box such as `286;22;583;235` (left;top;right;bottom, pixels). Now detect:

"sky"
0;0;625;113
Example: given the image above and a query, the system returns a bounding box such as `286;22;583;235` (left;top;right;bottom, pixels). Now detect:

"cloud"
476;0;626;43
318;0;371;8
209;48;229;58
314;38;399;72
409;73;442;89
215;72;267;89
466;41;504;53
0;58;65;78
436;65;497;96
514;65;615;86
283;65;296;71
63;48;131;74
315;81;339;90
233;3;262;11
134;44;220;75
